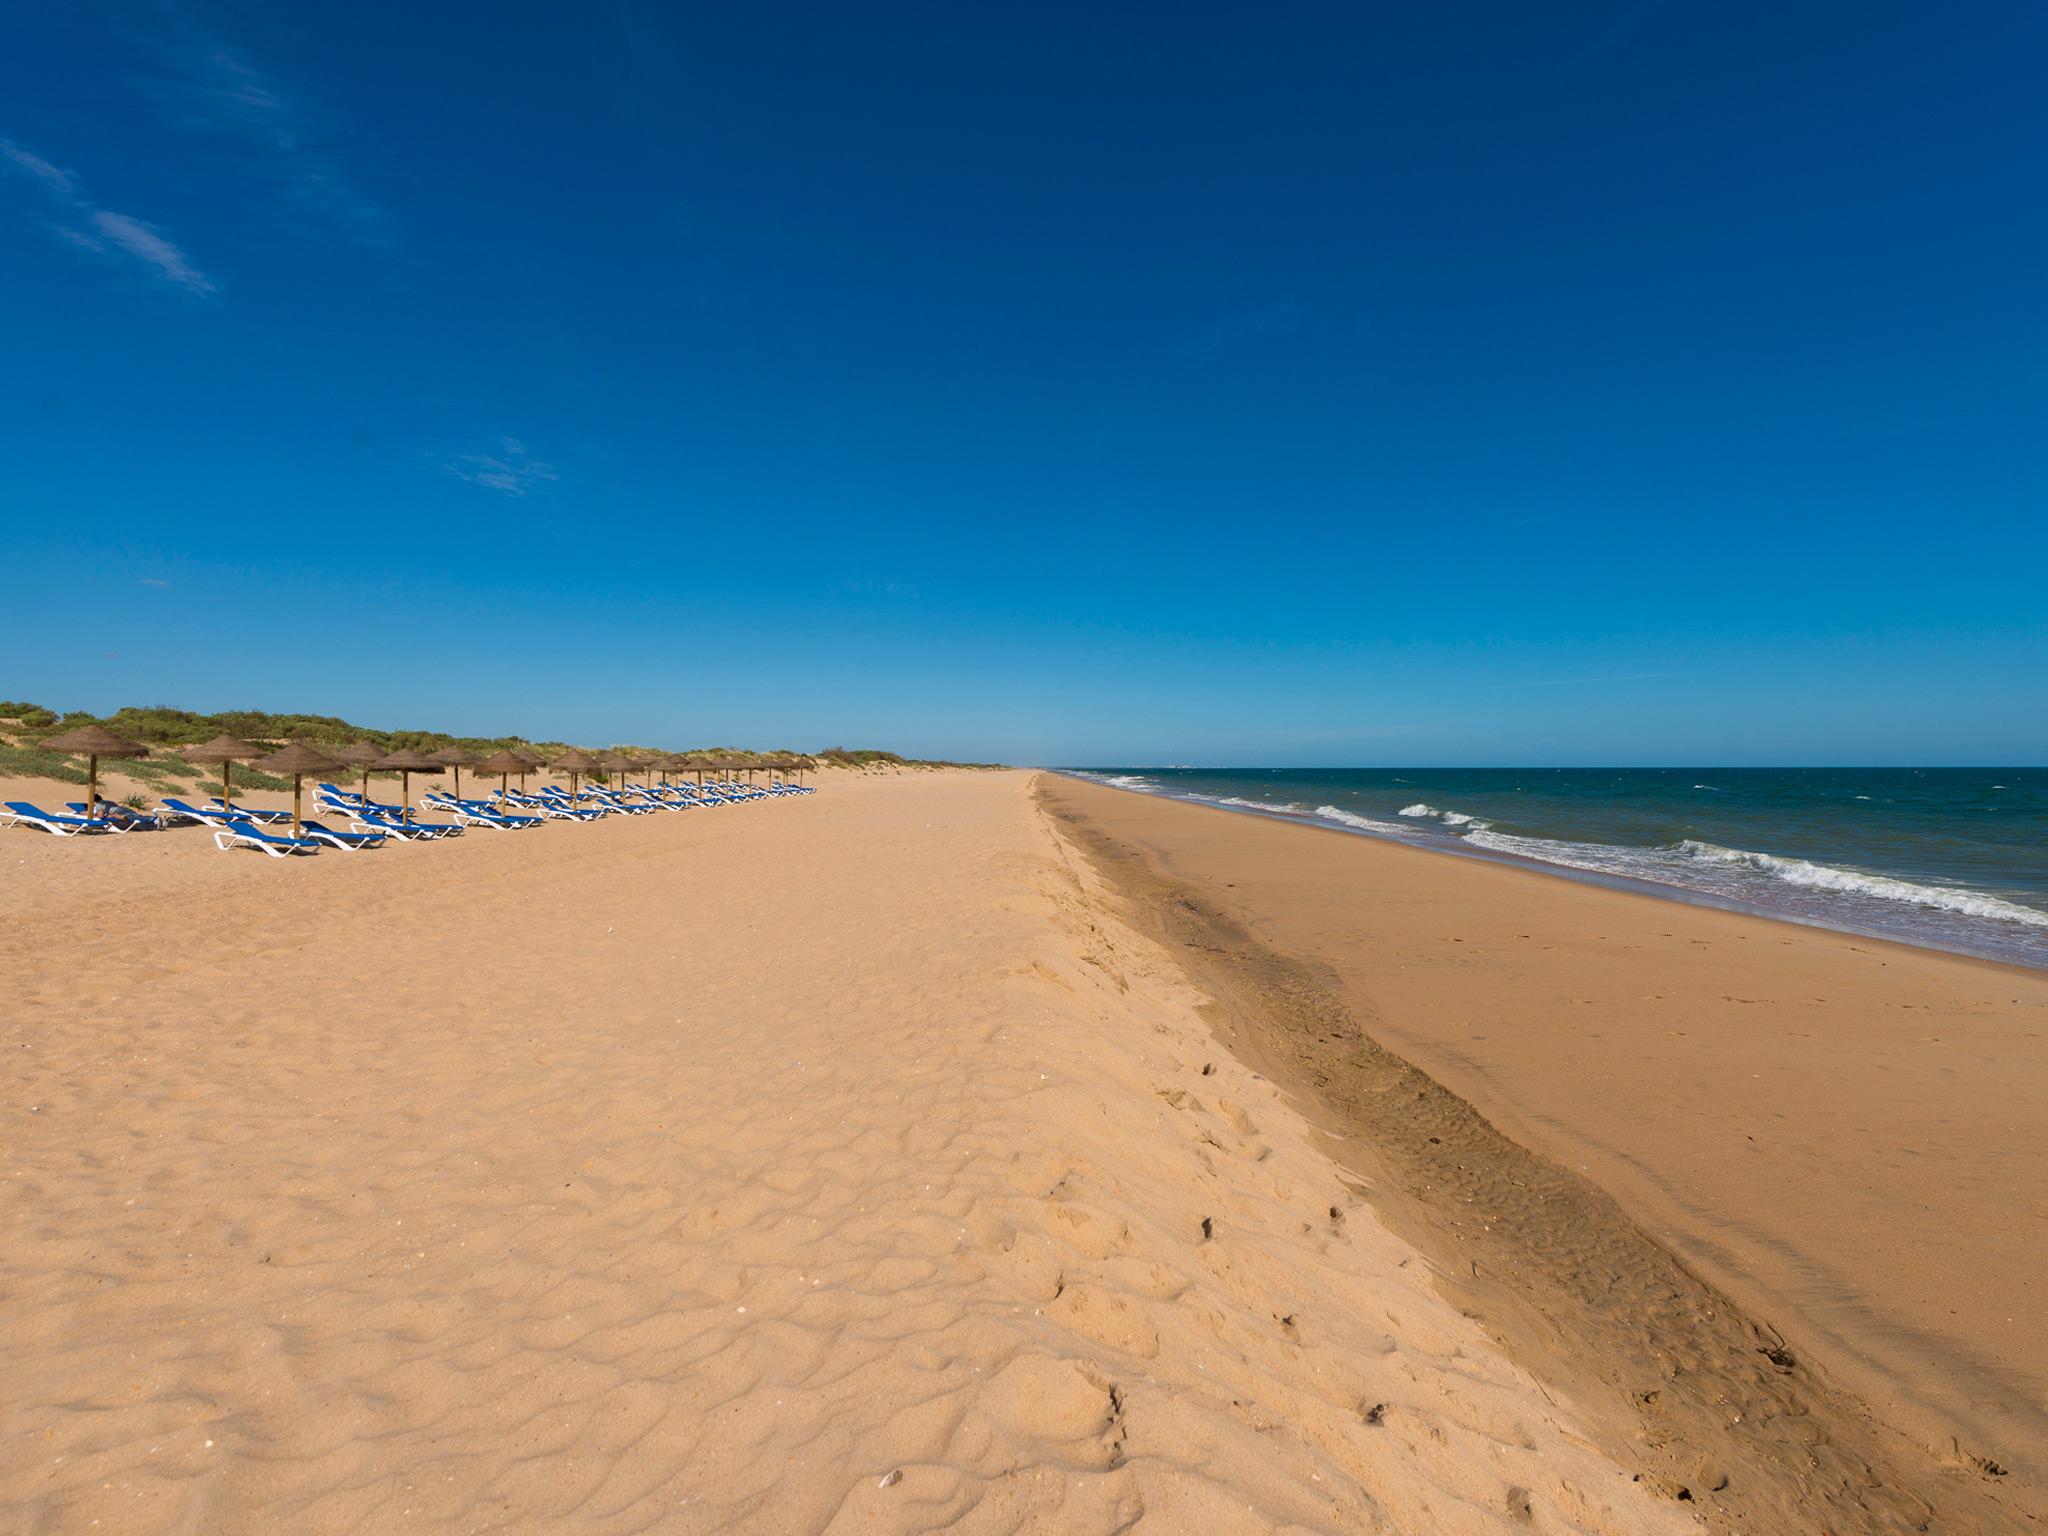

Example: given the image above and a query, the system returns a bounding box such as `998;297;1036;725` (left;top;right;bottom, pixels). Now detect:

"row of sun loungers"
4;775;816;856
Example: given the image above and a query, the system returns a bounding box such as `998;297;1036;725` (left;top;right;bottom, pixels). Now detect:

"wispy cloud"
446;438;560;497
138;577;172;588
1;137;216;295
141;24;394;248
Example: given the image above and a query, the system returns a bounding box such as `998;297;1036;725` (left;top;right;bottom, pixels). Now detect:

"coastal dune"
0;770;1682;1533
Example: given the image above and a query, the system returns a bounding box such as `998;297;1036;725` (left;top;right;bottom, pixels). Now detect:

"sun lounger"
439;799;543;830
318;783;409;816
528;799;606;821
297;818;388;851
67;801;161;830
208;798;292;825
161;797;235;827
212;819;321;857
356;811;462;840
4;800;114;836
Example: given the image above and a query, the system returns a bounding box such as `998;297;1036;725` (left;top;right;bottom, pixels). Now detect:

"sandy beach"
1040;773;2046;1532
1;768;1703;1534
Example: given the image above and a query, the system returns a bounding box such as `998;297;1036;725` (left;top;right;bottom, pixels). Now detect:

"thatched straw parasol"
181;734;265;814
372;747;442;823
430;744;478;800
325;741;384;805
42;722;150;819
551;749;601;800
475;749;533;802
652;753;690;787
599;751;643;792
252;741;342;837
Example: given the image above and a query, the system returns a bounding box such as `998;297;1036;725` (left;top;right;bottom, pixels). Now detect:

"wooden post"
222;759;232;813
85;754;98;819
293;776;304;839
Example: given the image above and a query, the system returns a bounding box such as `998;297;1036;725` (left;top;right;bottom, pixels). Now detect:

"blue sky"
3;3;2043;765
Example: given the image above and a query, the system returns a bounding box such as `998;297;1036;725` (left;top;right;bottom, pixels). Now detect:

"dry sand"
1038;773;2046;1533
0;769;1688;1534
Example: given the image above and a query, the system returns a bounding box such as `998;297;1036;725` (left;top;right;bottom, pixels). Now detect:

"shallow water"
1059;767;2048;968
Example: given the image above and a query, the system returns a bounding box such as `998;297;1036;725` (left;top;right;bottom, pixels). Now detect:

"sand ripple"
0;773;1688;1533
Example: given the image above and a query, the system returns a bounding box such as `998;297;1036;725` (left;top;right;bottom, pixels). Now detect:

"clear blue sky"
4;3;2043;765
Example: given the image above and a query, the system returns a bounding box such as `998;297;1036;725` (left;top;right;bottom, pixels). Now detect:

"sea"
1057;767;2048;970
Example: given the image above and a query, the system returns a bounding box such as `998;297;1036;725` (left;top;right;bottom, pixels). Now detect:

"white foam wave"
1397;802;1490;830
1673;841;2048;927
1203;795;1307;815
1314;804;1421;836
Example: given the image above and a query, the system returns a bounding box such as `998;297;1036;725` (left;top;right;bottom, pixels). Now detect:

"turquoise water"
1060;768;2048;969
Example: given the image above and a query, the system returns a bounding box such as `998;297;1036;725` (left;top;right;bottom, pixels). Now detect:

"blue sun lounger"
297;818;388;851
67;801;161;830
355;811;462;840
318;783;410;817
161;797;235;827
425;793;542;830
4;800;114;836
208;798;291;824
212;819;321;857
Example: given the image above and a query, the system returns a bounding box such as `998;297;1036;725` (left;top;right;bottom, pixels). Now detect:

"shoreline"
1049;770;2048;972
1036;772;2046;1532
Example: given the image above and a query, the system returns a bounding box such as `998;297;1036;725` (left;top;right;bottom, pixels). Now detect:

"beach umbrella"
602;751;646;792
251;741;342;838
475;749;533;802
325;741;385;806
42;722;150;819
551;749;601;800
653;753;691;787
181;734;265;814
431;744;479;800
372;747;442;823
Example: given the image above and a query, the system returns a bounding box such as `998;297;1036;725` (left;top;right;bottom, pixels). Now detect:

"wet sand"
1038;772;2046;1532
1;769;1689;1534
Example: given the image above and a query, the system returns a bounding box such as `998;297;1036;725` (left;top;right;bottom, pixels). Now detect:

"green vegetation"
0;742;87;784
816;747;1004;770
0;699;999;794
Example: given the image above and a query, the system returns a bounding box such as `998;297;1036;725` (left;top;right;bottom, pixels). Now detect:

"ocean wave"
1456;826;2048;931
1397;802;1490;830
1314;804;1420;836
1094;774;1159;791
1202;795;1307;815
1673;841;2048;927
